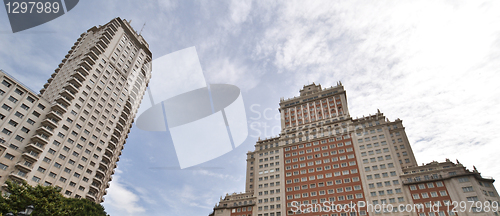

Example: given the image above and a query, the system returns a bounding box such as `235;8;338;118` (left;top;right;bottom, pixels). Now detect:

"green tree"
0;181;108;216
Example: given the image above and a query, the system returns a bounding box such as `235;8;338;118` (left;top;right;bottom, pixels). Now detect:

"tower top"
299;83;322;96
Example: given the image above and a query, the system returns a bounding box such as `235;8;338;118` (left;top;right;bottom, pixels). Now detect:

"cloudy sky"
1;0;500;215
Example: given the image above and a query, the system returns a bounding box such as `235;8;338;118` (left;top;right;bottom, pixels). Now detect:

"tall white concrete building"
0;17;152;203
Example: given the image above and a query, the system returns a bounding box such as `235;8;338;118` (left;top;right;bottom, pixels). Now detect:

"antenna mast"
139;23;146;35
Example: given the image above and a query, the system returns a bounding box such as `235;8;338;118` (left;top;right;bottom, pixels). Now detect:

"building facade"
210;83;499;216
0;17;152;203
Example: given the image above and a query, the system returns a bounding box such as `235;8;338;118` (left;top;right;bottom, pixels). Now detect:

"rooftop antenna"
139;22;146;35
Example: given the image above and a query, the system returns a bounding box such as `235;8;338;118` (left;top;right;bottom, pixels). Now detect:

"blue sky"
1;0;500;215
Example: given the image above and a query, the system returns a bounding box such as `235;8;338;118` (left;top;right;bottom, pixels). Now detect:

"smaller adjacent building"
210;191;256;216
401;159;500;216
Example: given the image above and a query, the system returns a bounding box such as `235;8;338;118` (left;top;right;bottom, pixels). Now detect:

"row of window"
411;191;448;199
286;175;360;185
286;144;353;158
287;159;357;172
369;188;403;196
288;184;362;193
364;162;395;172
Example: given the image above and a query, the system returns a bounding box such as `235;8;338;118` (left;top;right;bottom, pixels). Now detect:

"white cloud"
229;0;252;24
194;169;244;182
248;0;500;187
104;170;146;216
204;57;260;91
160;184;218;214
158;0;177;11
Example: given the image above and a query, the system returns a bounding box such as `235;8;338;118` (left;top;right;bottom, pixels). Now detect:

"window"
2;104;12;111
27;118;35;125
4;153;14;160
37;166;46;173
8;96;18;103
32;111;40;117
0;163;8;170
8;120;18;127
462;186;473;192
2;80;12;87
14;135;24;142
43;157;51;163
32;176;41;183
21;127;29;133
27;96;35;103
2;128;12;135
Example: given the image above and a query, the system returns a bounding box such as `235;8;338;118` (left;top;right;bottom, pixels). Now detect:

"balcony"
102;154;111;164
82;56;96;66
96;40;108;50
51;102;67;113
119;116;126;125
26;143;44;153
122;106;131;116
22;152;38;162
115;120;124;130
64;83;79;92
15;161;33;172
85;194;96;202
72;70;85;81
90;46;102;56
9;172;27;181
76;65;89;76
120;112;129;119
55;96;71;107
93;176;103;185
96;169;105;176
41;118;58;128
31;134;49;144
107;141;116;150
89;184;99;191
87;50;99;60
105;28;115;36
100;33;111;44
111;134;119;143
113;129;121;137
68;77;83;87
60;89;75;100
36;126;54;136
105;148;113;156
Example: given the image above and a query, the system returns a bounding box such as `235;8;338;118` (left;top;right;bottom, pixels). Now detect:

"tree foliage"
0;181;108;216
